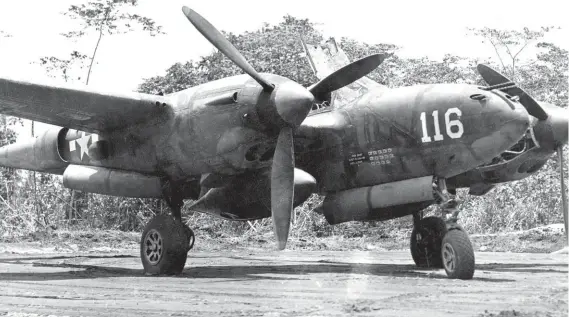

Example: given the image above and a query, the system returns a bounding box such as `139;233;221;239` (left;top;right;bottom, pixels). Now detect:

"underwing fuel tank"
322;176;435;224
0;127;68;174
63;164;162;198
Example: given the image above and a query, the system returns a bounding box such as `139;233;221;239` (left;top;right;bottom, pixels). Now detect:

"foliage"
63;0;163;38
139;15;322;94
36;51;90;83
468;27;555;79
62;0;164;84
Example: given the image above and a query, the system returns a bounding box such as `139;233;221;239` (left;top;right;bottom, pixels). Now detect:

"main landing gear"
410;177;475;280
140;181;195;275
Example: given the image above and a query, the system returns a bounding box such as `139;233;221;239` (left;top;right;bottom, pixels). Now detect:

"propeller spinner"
182;6;386;249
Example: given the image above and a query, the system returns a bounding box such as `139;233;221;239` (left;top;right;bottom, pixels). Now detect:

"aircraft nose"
532;103;569;150
471;93;530;159
493;96;531;139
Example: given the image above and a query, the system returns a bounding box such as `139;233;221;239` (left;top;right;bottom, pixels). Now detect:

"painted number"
420;107;464;143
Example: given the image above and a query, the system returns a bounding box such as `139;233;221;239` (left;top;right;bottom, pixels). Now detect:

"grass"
1;168;567;255
2;220;566;255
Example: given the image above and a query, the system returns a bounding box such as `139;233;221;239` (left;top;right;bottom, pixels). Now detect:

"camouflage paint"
296;83;530;194
0;72;548;222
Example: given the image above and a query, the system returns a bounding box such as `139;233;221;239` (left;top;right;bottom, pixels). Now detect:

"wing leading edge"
0;76;173;133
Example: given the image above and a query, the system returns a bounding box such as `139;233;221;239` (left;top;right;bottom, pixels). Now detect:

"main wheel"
441;229;475;280
410;216;447;268
140;214;192;275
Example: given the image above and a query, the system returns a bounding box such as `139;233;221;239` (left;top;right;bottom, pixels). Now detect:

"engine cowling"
322;176;435;224
62;165;163;198
0;127;68;174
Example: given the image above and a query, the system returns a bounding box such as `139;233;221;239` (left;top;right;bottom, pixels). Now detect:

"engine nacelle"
0;127;68;174
63;165;162;198
191;168;317;221
322;176;435;225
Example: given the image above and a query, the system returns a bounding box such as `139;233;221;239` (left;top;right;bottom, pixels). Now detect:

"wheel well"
447;223;465;232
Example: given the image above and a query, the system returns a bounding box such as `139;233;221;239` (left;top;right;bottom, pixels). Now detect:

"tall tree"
468;26;567;106
36;0;165;222
63;0;164;84
468;26;555;81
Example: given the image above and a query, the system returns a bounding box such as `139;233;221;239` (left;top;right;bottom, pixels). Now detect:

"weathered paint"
0;70;561;223
296;83;530;195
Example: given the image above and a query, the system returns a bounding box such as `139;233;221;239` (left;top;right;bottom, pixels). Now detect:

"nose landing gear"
410;215;447;268
410;177;475;280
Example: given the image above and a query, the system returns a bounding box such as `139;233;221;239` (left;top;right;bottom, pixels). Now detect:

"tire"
140;214;191;275
410;216;447;268
441;229;475;280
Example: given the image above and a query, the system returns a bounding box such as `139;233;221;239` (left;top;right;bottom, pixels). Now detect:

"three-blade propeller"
182;6;386;249
477;64;569;239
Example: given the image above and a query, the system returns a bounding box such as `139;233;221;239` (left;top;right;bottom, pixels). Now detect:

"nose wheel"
410;177;475;280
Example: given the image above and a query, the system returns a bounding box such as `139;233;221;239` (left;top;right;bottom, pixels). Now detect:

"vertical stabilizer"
301;37;388;106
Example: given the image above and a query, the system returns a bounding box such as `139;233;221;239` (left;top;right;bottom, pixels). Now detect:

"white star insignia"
74;132;91;160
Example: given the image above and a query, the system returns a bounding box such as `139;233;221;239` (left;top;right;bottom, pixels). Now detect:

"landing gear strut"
139;179;195;275
410;177;475;280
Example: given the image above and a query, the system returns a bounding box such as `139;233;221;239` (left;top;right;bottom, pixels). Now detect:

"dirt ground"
0;248;567;317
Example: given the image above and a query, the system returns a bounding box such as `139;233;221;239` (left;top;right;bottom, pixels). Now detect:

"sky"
0;0;567;138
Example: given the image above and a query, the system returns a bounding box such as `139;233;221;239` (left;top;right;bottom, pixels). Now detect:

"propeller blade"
271;127;295;250
309;53;388;98
506;86;548;121
476;64;511;86
477;64;548;120
182;7;274;92
558;147;568;238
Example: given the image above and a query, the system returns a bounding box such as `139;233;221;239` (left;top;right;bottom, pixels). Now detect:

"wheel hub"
144;229;163;265
442;242;456;272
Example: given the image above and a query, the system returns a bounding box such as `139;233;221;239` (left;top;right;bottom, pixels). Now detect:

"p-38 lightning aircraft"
0;7;567;280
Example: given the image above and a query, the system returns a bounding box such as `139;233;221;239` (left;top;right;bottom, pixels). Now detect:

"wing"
0;76;172;133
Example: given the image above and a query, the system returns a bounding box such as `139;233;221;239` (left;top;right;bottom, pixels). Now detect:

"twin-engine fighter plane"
0;7;567;280
301;37;568;278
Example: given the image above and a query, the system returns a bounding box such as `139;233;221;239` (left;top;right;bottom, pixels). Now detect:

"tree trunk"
31;121;41;228
86;26;104;85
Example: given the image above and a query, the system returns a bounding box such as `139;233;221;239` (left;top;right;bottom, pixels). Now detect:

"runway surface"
0;249;567;316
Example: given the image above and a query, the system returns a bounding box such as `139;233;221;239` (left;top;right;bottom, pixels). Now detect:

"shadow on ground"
3;253;565;283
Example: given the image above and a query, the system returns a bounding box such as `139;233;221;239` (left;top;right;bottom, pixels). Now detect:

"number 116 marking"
420;107;464;143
